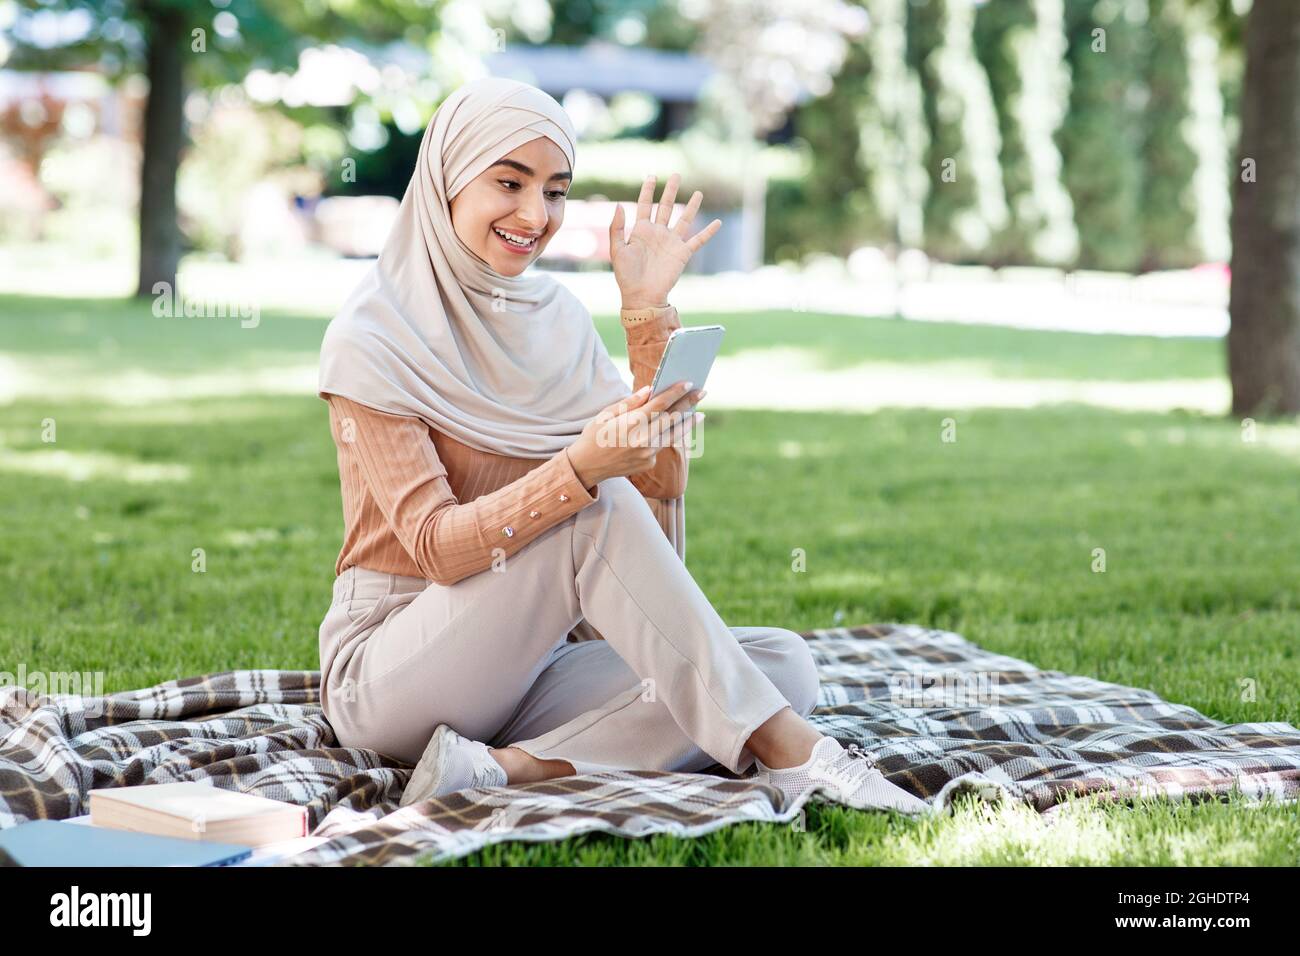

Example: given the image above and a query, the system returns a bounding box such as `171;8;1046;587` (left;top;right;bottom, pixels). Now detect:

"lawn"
1;291;1297;865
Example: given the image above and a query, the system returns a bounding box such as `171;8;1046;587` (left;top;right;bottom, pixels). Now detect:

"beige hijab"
317;76;633;460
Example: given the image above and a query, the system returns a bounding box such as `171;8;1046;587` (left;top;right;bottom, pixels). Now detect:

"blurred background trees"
2;0;1297;413
769;0;1240;277
1226;0;1299;415
4;0;453;295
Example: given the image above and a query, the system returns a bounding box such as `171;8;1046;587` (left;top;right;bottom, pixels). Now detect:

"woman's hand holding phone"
566;380;706;487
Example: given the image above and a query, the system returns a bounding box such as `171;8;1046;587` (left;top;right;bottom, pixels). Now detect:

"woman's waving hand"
609;173;723;310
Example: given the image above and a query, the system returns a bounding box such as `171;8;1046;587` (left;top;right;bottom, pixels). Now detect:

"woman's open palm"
609;173;722;308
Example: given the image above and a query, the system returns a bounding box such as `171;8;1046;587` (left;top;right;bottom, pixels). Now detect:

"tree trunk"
134;7;186;298
1227;0;1300;416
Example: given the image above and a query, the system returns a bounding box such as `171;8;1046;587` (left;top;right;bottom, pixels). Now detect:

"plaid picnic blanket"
3;623;1298;866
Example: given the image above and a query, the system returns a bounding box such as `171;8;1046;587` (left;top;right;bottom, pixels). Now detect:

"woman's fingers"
656;173;680;225
655;410;701;449
666;388;705;416
598;405;699;464
613;405;671;449
608;202;626;249
685;218;723;254
673;190;703;238
607;388;648;417
625;408;654;448
644;404;700;448
641;381;692;416
635;175;656;223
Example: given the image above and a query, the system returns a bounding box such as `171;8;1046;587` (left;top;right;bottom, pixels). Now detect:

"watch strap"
619;303;674;324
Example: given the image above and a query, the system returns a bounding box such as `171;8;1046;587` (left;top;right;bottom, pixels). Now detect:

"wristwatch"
619;303;675;324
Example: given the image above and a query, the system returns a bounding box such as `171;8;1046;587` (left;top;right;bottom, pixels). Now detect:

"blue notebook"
0;819;253;867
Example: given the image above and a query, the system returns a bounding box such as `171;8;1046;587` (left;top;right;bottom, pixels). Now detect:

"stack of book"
0;782;321;867
88;781;308;846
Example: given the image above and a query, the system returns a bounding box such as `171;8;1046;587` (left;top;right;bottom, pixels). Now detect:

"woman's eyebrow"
491;159;572;182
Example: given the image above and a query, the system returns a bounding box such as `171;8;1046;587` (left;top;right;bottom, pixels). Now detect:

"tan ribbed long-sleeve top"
324;304;688;585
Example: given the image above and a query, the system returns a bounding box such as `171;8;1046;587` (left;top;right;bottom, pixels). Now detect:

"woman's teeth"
494;227;536;249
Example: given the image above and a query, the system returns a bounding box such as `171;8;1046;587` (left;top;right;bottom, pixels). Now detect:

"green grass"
0;292;1223;381
702;309;1225;381
1;291;1296;866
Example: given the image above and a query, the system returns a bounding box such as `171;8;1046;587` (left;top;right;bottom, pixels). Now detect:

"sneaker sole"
399;723;457;808
807;780;936;816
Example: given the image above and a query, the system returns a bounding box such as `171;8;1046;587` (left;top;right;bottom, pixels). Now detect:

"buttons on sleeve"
501;491;579;539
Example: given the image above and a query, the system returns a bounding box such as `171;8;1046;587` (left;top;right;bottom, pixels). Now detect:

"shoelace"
843;742;878;768
811;742;880;795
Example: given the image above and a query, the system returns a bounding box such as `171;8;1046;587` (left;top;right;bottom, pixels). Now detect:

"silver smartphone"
649;324;725;416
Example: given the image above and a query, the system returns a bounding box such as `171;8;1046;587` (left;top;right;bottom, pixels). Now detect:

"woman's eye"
498;179;521;190
547;191;567;201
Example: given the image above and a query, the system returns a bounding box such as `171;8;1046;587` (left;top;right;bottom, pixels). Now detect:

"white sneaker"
399;723;508;808
751;735;935;816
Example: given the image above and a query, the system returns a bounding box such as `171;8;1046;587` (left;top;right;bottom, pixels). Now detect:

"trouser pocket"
344;568;396;625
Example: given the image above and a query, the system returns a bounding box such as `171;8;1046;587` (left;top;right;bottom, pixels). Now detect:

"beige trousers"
317;475;820;775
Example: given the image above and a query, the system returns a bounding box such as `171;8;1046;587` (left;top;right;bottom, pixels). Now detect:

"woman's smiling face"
449;136;571;277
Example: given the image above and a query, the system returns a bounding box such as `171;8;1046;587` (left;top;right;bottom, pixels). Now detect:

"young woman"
315;77;930;815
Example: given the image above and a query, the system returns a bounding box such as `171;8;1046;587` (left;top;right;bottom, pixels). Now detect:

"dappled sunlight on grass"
3;341;1231;413
867;788;1300;866
0;446;191;483
0;354;320;404
1121;419;1300;463
791;569;889;591
799;569;1014;602
912;796;1100;866
220;526;321;547
708;347;1229;414
0;247;370;316
1;292;1232;416
776;438;843;459
79;400;297;425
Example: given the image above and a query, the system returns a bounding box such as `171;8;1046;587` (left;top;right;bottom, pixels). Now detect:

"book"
58;814;330;866
0;819;252;867
88;782;308;848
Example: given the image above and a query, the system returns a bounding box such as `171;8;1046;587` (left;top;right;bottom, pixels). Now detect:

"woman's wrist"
565;443;603;489
619;295;671;312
